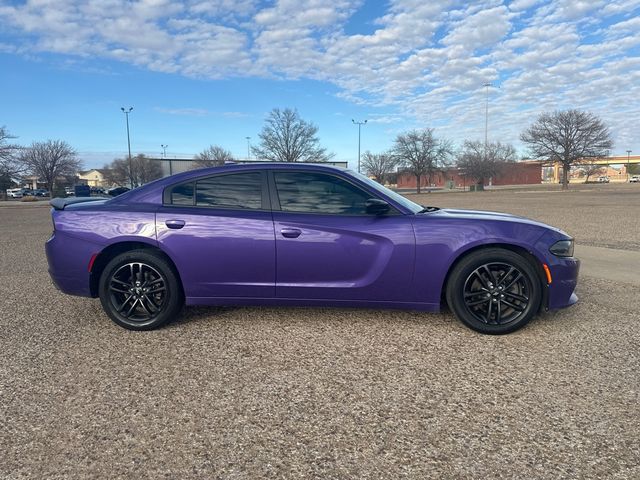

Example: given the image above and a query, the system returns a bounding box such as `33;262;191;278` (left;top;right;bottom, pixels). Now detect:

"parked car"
90;186;105;195
106;186;130;196
65;187;75;197
629;175;640;183
21;188;34;196
596;176;610;183
34;189;50;197
6;188;23;198
46;164;580;335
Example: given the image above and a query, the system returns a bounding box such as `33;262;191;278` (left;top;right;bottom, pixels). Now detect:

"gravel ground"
1;189;639;479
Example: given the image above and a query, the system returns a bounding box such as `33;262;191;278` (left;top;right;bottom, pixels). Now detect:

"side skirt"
185;296;441;312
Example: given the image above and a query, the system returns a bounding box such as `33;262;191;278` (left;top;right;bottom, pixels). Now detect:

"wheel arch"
440;242;549;310
89;241;184;298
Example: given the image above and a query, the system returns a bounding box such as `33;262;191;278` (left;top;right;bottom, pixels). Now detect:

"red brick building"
396;161;543;189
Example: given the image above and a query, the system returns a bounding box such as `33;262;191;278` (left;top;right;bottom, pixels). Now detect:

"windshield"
349;170;423;214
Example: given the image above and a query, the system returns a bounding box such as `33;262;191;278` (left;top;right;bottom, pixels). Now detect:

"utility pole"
627;150;632;181
352;119;367;173
121;107;133;188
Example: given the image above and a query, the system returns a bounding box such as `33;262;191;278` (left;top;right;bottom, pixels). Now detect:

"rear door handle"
165;219;185;229
280;227;301;238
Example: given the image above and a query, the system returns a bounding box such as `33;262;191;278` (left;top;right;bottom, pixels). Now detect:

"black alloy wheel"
98;250;183;330
446;248;542;335
463;262;531;325
108;262;167;322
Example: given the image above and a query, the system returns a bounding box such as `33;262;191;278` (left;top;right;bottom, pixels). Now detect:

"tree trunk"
562;164;569;190
416;174;421;194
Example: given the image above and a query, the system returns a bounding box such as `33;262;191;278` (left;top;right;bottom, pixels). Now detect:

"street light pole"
121;107;133;188
246;137;251;160
352;119;367;173
161;144;171;176
482;83;492;156
627;149;632;181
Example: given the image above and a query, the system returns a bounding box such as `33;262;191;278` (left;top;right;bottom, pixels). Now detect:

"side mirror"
365;198;391;215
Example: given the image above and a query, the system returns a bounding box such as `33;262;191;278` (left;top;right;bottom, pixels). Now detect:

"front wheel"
446;248;542;335
98;250;183;330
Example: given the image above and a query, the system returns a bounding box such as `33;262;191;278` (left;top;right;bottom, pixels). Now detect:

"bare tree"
19;140;82;192
361;151;398;184
392;128;453;193
132;154;163;186
457;140;517;187
252;108;334;162
193;145;234;168
104;154;162;187
582;164;604;183
0;126;23;192
520;109;613;189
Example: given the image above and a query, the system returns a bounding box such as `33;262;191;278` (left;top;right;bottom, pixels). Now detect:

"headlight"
549;239;574;257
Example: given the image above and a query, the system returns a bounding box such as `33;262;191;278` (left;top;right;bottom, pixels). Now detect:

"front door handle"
166;219;185;229
280;227;301;238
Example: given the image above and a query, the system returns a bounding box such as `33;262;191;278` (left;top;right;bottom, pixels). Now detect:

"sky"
0;0;639;170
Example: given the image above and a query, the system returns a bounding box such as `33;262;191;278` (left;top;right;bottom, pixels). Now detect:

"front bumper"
547;255;580;310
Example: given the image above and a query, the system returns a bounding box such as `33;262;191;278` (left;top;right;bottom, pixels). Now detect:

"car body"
630;175;640;183
34;189;50;197
596;176;610;183
46;163;579;334
64;186;75;197
6;188;23;198
21;188;35;196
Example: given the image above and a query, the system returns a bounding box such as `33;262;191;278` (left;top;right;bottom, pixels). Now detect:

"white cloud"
0;0;639;153
442;6;512;50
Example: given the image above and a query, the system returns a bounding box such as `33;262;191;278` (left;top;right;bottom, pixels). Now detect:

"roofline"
161;161;349;182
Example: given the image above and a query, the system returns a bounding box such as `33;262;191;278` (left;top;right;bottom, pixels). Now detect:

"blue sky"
1;0;639;170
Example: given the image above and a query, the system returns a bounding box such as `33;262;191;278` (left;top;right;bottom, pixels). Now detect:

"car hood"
424;208;570;237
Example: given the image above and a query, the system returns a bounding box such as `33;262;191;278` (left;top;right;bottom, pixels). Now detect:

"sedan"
106;186;130;197
46;163;579;334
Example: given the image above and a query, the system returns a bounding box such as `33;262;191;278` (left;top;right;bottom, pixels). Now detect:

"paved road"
576;244;640;285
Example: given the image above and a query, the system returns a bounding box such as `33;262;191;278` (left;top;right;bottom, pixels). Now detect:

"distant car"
21;188;34;196
596;176;610;183
65;187;75;197
91;186;105;195
106;186;130;196
629;175;640;183
34;189;50;197
6;188;23;198
46;163;580;335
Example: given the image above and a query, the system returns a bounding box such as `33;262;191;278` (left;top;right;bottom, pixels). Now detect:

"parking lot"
1;184;639;479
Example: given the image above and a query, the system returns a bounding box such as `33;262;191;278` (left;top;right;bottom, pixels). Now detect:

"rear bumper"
45;231;99;297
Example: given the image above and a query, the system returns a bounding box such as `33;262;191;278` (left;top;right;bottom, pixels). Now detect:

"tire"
445;248;542;335
98;249;183;330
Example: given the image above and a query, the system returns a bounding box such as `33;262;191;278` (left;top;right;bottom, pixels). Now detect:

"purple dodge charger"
46;163;579;334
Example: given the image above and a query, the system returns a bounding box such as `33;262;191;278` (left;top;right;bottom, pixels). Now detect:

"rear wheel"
98;250;183;330
446;248;542;334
